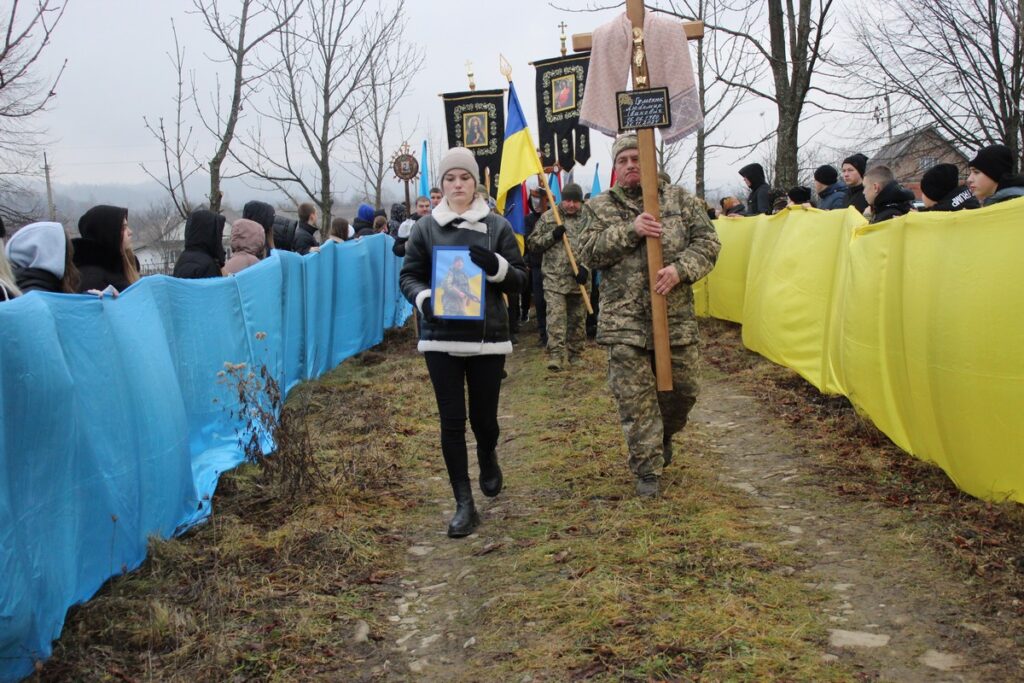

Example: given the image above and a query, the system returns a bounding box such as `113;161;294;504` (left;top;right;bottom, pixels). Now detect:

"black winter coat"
523;209;544;268
14;267;62;293
870;181;916;224
242;200;276;248
292;222;320;255
173;210;225;279
73;237;130;292
847;184;869;213
925;186;980;212
400;200;527;354
739;163;771;215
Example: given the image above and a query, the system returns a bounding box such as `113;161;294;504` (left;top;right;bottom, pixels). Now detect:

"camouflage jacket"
526;207;590;295
579;182;720;348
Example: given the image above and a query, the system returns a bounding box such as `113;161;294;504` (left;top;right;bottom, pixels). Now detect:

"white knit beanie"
437;147;480;185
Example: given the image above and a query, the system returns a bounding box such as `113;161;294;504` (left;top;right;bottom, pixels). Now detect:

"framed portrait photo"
462;112;489;148
431;246;485;320
551;74;577;114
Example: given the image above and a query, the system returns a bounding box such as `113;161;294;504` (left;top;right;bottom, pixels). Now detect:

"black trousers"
424;352;506;484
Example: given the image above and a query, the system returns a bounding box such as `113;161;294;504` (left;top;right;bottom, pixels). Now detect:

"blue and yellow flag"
591;163;602;197
496;81;544;252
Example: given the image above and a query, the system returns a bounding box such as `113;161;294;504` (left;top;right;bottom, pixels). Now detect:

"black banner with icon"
533;54;591;172
441;89;505;197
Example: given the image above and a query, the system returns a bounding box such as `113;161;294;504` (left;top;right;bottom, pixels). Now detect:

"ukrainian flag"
496;81;543;253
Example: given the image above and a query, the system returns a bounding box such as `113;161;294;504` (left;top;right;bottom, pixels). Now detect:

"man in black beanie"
920;164;979;212
842;153;869;213
813;164;848;210
967;144;1024;206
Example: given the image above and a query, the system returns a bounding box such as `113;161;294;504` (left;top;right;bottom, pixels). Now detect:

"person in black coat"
292;202;320;255
920;164;979;212
738;163;771;215
5;221;80;293
842;153;870;213
173;209;225;279
863;166;915;224
73;205;139;293
243;200;276;250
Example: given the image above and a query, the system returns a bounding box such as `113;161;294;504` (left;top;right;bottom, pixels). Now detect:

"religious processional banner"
533;53;591;172
441;89;506;197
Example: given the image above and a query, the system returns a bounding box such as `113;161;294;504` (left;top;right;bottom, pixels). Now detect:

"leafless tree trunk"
192;0;299;213
237;0;413;230
351;11;424;209
142;21;202;220
850;0;1023;173
0;0;68;224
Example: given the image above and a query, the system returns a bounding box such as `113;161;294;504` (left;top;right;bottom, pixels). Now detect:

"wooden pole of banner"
574;3;703;392
538;172;594;315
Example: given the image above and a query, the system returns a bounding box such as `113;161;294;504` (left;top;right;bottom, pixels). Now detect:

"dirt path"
40;323;1024;681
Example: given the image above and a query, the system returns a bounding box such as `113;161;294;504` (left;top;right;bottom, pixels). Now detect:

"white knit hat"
437;147;480;185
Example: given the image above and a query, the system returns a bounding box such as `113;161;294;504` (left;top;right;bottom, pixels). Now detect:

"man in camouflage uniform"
578;134;721;497
527;182;591;370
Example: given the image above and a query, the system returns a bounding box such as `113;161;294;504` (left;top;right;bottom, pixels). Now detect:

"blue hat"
357;204;375;223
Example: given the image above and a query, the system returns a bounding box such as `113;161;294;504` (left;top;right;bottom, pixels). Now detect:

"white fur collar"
432;196;491;233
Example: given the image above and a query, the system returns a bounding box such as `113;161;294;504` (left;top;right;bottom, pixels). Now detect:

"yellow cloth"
695;203;1024;504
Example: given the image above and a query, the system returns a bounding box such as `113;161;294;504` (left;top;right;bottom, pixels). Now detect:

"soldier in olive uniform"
526;182;591;370
578;134;721;498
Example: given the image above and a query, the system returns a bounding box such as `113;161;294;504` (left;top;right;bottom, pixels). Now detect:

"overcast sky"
33;0;791;203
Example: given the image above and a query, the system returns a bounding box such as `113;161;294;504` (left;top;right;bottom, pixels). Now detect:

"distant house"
870;126;970;198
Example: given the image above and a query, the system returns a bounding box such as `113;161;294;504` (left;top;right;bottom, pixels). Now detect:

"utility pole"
43;152;56;221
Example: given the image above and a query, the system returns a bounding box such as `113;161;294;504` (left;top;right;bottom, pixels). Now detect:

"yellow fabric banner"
696;203;1024;504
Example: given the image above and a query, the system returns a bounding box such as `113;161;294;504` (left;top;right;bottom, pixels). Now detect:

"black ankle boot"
448;480;480;538
478;449;503;497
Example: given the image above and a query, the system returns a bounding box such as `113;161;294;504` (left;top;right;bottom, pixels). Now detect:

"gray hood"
4;222;66;278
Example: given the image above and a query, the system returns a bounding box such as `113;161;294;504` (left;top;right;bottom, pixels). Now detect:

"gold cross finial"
465;60;476;91
559;21;568;56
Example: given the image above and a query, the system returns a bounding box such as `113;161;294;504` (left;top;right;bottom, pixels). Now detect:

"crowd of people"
2;137;1020;540
717;143;1024;223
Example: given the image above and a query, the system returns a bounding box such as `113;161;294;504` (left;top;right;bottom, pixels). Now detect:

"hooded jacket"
73;204;131;292
817;182;849;210
242;200;276;249
388;202;407;236
870;181;916;224
224;218;266;274
5;221;67;293
173;210;225;279
925;186;980;212
739;163;771;215
399;196;528;355
983;176;1024;206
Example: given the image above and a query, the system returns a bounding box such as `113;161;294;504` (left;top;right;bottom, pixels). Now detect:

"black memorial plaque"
616;88;671;132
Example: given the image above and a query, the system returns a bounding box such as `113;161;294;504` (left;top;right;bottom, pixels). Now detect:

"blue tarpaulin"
0;235;411;680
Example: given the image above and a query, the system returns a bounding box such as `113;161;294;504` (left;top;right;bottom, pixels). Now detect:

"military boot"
546;354;563;371
662;436;673;467
447;480;480;538
478;449;503;497
635;473;660;498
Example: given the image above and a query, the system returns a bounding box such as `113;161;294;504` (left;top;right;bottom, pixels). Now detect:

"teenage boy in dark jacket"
863;166;915;224
920;164;979;212
842;153;870;213
292;202;320;256
738;163;771;215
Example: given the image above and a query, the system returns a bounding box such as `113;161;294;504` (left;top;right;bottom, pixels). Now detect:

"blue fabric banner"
0;235;411;681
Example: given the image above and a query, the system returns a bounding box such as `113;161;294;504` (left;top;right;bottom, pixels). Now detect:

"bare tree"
0;0;68;223
238;0;408;228
850;0;1023;173
142;21;202;220
191;0;300;213
350;9;424;209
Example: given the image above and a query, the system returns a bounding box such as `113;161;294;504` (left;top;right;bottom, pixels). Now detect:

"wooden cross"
573;2;704;391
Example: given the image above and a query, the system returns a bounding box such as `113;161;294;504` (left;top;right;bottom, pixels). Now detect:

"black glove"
552;225;566;241
420;295;437;322
574;265;590;286
469;244;500;276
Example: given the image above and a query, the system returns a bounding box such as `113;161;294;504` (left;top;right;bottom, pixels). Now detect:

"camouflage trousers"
546;291;588;361
606;343;700;477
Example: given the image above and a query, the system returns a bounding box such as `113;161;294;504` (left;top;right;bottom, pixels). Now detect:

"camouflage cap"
611;134;639;162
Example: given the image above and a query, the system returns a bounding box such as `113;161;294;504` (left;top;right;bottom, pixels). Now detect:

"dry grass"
699;318;1024;614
